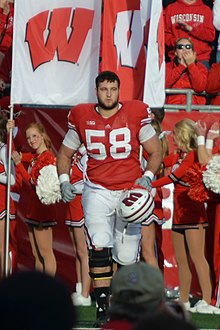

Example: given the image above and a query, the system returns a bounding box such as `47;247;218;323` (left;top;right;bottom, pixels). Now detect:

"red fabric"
68;100;151;190
0;45;12;82
165;61;208;105
0;3;14;55
164;0;215;62
102;320;133;330
206;62;220;105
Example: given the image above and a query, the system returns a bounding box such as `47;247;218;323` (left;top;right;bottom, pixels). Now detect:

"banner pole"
4;103;14;278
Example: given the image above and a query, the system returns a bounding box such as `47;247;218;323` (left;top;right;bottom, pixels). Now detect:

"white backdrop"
11;0;102;106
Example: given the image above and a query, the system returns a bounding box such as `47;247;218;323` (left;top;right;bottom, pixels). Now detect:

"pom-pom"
36;165;61;205
185;163;209;202
202;155;220;194
31;152;56;185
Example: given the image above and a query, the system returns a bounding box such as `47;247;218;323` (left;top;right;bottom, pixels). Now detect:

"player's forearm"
56;145;73;178
145;151;163;177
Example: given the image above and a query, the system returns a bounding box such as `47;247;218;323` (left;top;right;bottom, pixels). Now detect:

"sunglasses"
176;44;192;50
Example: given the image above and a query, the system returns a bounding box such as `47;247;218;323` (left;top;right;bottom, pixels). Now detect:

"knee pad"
89;248;113;280
92;231;112;247
112;236;140;265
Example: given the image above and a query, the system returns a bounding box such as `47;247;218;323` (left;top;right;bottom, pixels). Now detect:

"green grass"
190;313;220;329
74;303;220;329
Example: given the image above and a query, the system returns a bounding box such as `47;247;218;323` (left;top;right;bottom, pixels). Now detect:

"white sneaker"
190;299;220;314
72;293;91;306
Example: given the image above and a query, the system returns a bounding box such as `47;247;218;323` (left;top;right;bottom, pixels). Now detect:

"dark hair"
95;71;120;88
151;107;165;123
0;113;7;144
0;271;76;330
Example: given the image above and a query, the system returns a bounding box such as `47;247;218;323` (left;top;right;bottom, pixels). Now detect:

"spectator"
11;122;59;277
0;44;11;93
134;311;197;330
206;61;220;104
166;38;208;106
0;270;76;330
57;70;162;326
152;118;220;314
164;0;215;68
66;146;92;306
101;261;189;330
0;0;14;64
213;0;220;62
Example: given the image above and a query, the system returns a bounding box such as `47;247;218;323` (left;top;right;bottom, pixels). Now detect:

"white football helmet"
118;188;155;224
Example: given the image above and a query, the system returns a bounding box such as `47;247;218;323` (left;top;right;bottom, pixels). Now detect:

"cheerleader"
152;118;220;314
11;122;58;277
66;146;91;306
0;113;15;276
195;120;220;308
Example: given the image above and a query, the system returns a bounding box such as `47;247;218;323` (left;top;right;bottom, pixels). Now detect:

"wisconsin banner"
142;0;165;107
101;0;146;101
11;0;102;106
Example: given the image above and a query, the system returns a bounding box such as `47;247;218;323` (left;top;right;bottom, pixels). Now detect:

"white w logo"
114;10;143;68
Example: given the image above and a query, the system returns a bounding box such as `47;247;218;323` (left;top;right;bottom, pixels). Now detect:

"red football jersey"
68;100;151;190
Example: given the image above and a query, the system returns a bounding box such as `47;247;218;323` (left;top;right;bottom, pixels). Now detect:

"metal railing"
164;88;220;113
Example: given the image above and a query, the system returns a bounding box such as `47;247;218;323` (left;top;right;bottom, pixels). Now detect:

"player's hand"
135;175;152;191
60;181;76;203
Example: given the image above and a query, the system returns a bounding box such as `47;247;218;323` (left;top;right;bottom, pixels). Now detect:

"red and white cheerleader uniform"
15;150;57;227
152;150;208;230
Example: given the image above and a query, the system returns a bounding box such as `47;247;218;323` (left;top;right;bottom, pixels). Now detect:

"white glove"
135;175;152;191
60;181;76;203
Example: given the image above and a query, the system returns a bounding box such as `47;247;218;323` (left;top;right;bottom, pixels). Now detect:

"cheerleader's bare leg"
185;225;212;304
141;223;159;269
69;226;91;298
32;226;57;277
172;230;192;303
28;226;44;272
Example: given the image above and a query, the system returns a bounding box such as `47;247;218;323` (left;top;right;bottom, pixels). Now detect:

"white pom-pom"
202;155;220;194
36;165;62;205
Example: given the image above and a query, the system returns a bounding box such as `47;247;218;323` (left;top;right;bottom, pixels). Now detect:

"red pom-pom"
185;163;209;202
31;151;56;185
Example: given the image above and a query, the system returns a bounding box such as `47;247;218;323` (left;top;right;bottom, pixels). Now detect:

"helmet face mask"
118;188;155;224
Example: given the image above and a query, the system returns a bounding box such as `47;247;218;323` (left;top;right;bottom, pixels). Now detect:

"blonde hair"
25;122;52;150
174;118;197;152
